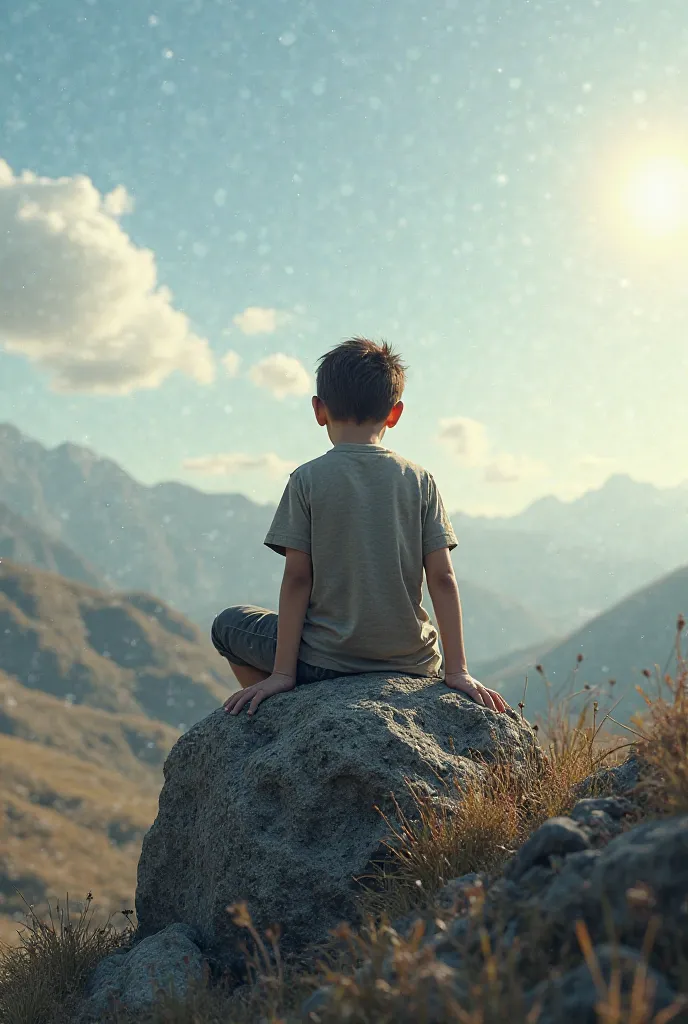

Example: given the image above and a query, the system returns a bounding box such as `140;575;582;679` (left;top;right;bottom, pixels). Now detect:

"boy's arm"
424;547;508;713
226;548;312;717
272;548;313;678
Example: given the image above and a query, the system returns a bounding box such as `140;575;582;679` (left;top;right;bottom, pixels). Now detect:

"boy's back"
265;442;456;675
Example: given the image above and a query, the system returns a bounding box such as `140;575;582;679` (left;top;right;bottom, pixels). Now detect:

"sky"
1;0;687;514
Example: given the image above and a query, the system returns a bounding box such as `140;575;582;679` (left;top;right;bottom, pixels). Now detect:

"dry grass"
308;915;688;1024
0;895;131;1024
632;617;687;815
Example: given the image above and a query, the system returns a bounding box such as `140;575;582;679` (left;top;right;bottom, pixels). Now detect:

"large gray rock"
81;923;204;1018
135;674;539;960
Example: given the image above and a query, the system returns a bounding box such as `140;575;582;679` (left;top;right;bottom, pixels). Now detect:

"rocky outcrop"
135;674;540;961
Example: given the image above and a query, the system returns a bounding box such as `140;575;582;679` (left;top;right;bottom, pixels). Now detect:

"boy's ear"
312;396;328;427
385;401;404;429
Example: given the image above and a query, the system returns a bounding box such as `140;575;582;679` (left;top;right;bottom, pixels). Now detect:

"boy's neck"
328;420;387;446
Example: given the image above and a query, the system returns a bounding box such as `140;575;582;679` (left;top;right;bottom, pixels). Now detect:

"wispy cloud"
248;353;312;399
183;452;296;478
232;306;290;335
439;415;546;484
438;417;490;466
221;350;241;378
0;158;214;394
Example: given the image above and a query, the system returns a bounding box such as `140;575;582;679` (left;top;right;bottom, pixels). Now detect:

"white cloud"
0;159;215;394
233;306;289;335
484;454;547;484
439;415;546;484
183;452;296;478
221;350;241;378
248;353;312;399
438;417;490;466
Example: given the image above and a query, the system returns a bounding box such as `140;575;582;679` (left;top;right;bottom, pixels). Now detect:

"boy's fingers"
224;691;246;713
465;683;485;706
492;688;509;713
477;685;496;712
479;688;499;712
247;690;268;716
229;690;255;716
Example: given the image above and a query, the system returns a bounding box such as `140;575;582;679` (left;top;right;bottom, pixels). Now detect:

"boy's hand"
223;673;296;717
444;671;509;713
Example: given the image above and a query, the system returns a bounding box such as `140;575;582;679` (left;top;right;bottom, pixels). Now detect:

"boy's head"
314;337;407;427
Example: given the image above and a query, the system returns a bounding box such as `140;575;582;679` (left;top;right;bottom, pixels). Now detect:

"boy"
213;337;507;718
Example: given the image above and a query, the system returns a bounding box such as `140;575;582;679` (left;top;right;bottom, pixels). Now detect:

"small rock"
530;945;680;1024
504;817;591;882
82;923;204;1016
301;985;333;1021
577;755;642;798
435;872;484;911
570;797;633;822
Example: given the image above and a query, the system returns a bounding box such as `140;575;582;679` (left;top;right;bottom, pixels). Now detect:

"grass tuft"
0;893;131;1024
632;617;688;815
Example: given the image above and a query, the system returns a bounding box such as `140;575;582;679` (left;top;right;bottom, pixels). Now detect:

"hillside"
0;561;232;944
0;672;179;783
424;579;552;662
450;523;666;631
0;501;106;591
0;674;177;944
478;564;688;723
0;727;158;945
0;559;229;729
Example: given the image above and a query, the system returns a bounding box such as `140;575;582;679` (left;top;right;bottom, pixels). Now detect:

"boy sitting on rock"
213;336;507;718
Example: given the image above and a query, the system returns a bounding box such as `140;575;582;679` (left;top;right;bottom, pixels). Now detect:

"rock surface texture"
135;674;539;960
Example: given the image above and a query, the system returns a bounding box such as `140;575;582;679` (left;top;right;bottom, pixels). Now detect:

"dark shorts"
210;605;346;685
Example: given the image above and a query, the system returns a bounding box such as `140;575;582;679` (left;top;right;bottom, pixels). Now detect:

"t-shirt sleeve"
422;474;458;555
264;471;312;556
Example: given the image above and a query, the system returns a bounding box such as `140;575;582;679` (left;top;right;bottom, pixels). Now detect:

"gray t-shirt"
264;442;457;676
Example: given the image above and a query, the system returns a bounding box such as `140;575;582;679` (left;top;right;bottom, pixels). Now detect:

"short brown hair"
316;337;407;423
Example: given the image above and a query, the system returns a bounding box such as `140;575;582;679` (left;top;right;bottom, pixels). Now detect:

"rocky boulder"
80;924;205;1019
135;674;539;961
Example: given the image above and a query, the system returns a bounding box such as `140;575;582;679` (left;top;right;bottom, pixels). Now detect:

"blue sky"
1;0;687;513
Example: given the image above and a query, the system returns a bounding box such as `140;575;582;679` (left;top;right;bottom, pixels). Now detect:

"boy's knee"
211;605;244;642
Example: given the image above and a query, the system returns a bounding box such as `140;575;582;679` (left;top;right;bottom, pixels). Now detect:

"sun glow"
622;155;688;237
